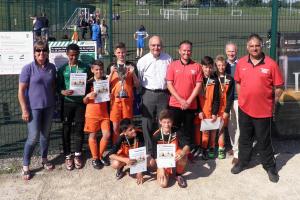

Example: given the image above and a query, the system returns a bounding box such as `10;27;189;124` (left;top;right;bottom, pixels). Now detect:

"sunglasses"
35;48;48;53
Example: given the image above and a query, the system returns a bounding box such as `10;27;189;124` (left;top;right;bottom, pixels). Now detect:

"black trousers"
141;89;169;155
62;102;86;156
169;107;196;149
238;107;276;170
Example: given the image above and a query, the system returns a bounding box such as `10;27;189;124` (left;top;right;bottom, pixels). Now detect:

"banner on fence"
0;32;33;75
48;41;97;68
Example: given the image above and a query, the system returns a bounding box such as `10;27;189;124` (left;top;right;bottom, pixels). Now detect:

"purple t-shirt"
19;61;56;109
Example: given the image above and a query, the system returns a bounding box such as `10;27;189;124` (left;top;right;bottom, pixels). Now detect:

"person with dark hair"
40;12;49;41
137;35;172;158
231;34;284;183
134;25;149;59
18;41;56;180
78;15;88;40
107;118;145;184
193;56;220;160
57;43;89;171
152;109;189;188
166;40;203;159
92;19;102;58
83;60;111;169
107;42;139;144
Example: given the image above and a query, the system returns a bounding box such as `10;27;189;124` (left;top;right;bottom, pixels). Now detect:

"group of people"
18;33;284;187
74;14;109;57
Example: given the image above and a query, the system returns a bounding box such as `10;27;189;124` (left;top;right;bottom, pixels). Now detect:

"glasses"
35;48;48;53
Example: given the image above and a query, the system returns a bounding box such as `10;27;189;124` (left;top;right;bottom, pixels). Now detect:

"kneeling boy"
152;109;189;188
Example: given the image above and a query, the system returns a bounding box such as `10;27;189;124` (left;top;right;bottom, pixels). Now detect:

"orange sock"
88;137;98;160
99;138;109;158
218;131;225;148
209;131;216;148
194;125;201;146
201;131;209;149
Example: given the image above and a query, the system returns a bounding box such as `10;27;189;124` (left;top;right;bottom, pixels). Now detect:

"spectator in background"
78;15;88;40
92;20;102;58
134;25;149;59
40;12;49;41
100;19;109;55
31;14;43;42
18;41;56;180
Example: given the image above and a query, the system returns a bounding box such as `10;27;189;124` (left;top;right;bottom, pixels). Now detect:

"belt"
143;87;168;93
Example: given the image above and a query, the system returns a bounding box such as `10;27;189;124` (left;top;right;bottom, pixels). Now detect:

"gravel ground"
1;139;300;200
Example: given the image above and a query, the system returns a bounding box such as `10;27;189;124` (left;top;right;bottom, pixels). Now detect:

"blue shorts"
137;39;144;48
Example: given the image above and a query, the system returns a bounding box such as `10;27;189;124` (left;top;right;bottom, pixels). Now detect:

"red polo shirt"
166;59;203;110
234;54;284;118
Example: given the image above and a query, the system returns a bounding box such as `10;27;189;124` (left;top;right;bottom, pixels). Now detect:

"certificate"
156;144;176;168
129;146;147;174
200;117;224;131
69;73;87;96
93;80;110;103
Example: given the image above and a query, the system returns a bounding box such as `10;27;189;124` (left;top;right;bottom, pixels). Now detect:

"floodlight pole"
270;0;279;60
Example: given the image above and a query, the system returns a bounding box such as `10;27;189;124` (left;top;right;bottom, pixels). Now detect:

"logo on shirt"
190;69;196;74
260;68;270;74
175;69;181;73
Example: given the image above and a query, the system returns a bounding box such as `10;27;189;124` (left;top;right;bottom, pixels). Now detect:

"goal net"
163;9;188;21
137;8;150;16
231;9;242;17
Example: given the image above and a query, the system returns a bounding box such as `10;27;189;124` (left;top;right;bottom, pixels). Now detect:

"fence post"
6;0;11;31
108;0;113;62
270;0;279;60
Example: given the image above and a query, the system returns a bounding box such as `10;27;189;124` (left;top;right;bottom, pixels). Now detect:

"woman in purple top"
18;41;56;180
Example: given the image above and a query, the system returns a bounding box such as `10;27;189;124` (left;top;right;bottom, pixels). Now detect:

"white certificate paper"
69;73;87;96
200;117;224;131
157;144;176;168
129;146;147;174
93;80;110;103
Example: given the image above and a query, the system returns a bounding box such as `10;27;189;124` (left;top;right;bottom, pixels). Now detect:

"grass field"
0;1;300;158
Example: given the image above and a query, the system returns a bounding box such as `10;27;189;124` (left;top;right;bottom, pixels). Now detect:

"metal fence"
0;0;300;158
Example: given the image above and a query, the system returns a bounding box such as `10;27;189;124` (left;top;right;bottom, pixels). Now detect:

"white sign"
157;144;176;168
0;32;33;74
69;73;87;96
129;146;147;174
94;79;110;103
200;117;224;131
49;41;97;69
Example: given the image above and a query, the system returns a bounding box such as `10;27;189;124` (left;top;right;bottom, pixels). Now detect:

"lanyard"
203;77;210;95
160;128;172;144
69;64;78;73
125;135;137;148
218;75;226;93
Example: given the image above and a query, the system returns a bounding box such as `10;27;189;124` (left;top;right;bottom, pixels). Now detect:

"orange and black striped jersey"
107;129;144;157
217;74;234;115
152;128;186;159
198;76;220;118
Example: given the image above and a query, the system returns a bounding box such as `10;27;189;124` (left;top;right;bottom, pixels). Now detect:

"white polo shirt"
137;52;172;90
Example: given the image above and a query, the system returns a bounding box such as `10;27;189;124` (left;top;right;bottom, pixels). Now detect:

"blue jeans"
23;106;54;166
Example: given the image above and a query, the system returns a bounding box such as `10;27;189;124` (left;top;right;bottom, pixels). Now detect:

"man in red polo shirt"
231;34;284;183
166;40;203;155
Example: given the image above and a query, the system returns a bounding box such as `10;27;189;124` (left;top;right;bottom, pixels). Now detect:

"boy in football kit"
152;109;189;188
107;118;145;185
215;55;234;159
83;60;111;169
108;42;139;144
194;56;220;160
